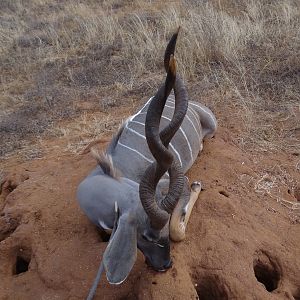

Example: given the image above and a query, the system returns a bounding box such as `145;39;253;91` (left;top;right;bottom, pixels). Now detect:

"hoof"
191;181;201;193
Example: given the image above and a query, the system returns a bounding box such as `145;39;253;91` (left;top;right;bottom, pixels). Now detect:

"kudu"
77;29;217;287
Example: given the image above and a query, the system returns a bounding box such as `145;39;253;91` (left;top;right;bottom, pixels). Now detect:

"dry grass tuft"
48;111;123;154
0;0;299;157
240;162;300;222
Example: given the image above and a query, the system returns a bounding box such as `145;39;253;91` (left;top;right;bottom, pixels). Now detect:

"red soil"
0;125;299;299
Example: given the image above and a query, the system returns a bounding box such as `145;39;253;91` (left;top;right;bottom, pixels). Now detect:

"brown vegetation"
1;0;299;158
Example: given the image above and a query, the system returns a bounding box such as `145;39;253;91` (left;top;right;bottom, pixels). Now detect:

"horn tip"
169;55;176;76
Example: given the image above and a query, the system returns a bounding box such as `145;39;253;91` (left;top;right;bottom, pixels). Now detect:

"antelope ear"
103;211;137;284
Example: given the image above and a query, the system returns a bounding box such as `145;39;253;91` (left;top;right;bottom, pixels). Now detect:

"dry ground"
0;0;300;299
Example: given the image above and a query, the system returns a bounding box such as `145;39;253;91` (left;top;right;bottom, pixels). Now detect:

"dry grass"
49;111;124;154
240;162;300;223
0;0;300;158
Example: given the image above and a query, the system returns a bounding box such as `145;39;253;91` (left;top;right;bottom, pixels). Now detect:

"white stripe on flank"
167;97;175;101
126;124;146;139
128;118;182;166
185;115;200;140
161;115;193;161
169;143;182;166
189;102;204;110
189;102;215;123
129;97;153;121
166;99;201;127
166;98;175;104
134;113;193;161
164;104;174;110
164;104;201;141
117;141;153;163
130;120;145;126
188;106;201;127
179;125;193;161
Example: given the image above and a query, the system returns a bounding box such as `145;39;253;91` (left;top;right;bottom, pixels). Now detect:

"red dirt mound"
0;127;299;300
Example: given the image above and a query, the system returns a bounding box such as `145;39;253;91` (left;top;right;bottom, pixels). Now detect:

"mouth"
145;258;172;272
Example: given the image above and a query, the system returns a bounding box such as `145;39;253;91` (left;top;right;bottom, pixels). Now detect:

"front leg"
169;177;201;242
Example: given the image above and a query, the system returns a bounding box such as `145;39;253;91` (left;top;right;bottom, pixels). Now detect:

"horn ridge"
140;28;189;230
144;55;176;169
158;76;188;215
160;30;189;214
139;55;177;230
159;27;189;214
160;76;188;146
139;163;170;230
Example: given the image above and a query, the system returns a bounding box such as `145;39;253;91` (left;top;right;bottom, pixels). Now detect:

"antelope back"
108;95;209;183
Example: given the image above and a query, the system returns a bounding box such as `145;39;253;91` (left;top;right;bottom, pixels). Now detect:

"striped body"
110;93;217;183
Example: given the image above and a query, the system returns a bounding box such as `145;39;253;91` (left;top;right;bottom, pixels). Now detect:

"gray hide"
77;92;217;284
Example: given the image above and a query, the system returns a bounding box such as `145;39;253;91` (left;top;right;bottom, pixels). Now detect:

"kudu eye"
143;228;161;242
142;233;152;242
142;234;165;248
154;242;165;248
142;232;157;243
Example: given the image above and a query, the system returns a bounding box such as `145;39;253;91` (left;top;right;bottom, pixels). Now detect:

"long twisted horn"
140;72;189;230
160;27;188;214
139;56;177;231
144;56;176;170
140;28;189;230
140;28;188;230
159;79;188;213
